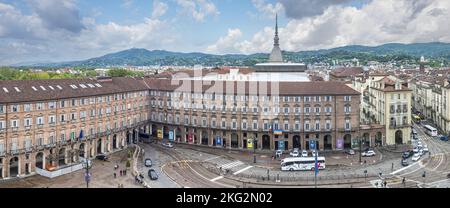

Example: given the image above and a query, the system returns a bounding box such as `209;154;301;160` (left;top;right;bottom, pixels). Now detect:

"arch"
376;132;383;146
113;135;117;150
344;134;352;149
35;152;44;169
58;148;66;166
151;124;157;137
262;134;270;150
362;133;370;148
231;133;238;148
201;130;209;145
176;127;182;142
324;135;332;150
97;139;102;154
9;157;19;177
293;135;301;149
79;143;86;158
395;130;403;145
163;125;169;140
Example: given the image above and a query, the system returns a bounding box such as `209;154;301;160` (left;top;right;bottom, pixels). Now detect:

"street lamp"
253;137;257;163
359;136;362;163
82;152;92;188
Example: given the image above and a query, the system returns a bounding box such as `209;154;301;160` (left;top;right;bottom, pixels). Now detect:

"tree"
107;68;130;77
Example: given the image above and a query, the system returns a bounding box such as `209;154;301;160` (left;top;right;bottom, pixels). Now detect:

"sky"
0;0;449;65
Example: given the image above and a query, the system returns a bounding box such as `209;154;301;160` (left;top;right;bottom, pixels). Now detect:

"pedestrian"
114;172;116;178
384;181;387;187
391;162;394;170
402;177;406;184
120;170;122;176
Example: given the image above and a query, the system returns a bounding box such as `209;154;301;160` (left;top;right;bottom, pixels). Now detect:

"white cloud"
152;0;169;19
121;0;134;9
206;28;243;54
251;0;284;19
217;0;450;54
176;0;219;22
30;0;85;33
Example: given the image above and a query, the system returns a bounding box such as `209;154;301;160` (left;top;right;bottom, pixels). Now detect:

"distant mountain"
18;42;450;67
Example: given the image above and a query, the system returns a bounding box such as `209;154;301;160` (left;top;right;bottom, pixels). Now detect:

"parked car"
311;150;318;157
162;142;174;148
402;151;412;159
344;149;355;155
401;159;409;167
412;154;421;162
441;136;449;141
293;148;300;152
275;150;283;158
413;147;419;153
301;150;308;157
419;149;424;156
422;145;429;152
362;150;376;157
144;158;153;167
148;169;158;180
96;154;108;161
290;150;299;157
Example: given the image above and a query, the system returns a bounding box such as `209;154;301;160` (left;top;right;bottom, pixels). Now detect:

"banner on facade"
247;139;253;149
278;140;285;150
157;129;163;139
216;136;222;146
273;130;283;135
309;140;316;150
188;134;193;143
169;131;174;141
336;138;344;149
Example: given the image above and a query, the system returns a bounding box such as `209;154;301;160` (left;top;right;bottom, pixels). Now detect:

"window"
325;106;332;113
202;118;207;127
212;118;216;128
221;118;226;129
284;107;289;114
71;113;76;120
326;120;331;130
345;106;351;113
274;120;279;130
253;120;258;130
345;119;351;130
24;104;32;112
315;107;320;114
184;116;189;125
60;100;65;108
49;116;55;124
60;114;66;122
36;103;43;110
315;120;320;130
37;117;43;125
305;121;310;131
315;96;320;102
48;101;56;109
294;120;300;130
263;120;269;130
304;96;310;102
242;119;247;129
11;120;18;128
71;99;77;107
0;104;5;114
11;105;19;112
232;119;237;129
0;121;5;129
24;118;32;127
325;96;332;102
344;96;351;101
295;107;300;114
304;107;310;114
284;121;289;130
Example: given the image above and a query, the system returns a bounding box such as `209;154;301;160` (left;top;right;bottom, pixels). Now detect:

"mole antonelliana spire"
269;13;283;63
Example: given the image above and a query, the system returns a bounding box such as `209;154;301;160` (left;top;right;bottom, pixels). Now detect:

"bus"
423;125;437;137
281;157;326;171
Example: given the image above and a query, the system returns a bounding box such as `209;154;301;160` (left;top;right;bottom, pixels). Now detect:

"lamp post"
253;137;257;163
359;136;362;163
82;152;92;188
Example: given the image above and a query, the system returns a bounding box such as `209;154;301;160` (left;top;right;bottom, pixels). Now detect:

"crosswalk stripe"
210;176;223;182
233;166;253;175
219;161;244;169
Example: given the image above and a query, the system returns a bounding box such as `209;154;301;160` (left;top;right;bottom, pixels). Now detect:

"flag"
314;140;319;176
79;130;84;140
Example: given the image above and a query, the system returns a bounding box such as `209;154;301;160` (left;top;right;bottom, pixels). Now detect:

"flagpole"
314;138;318;189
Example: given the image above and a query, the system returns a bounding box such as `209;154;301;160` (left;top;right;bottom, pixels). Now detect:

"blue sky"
0;0;449;65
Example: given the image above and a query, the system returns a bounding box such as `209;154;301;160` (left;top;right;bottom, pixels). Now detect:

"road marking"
210;176;224;182
219;161;244;169
233;166;253;175
391;162;419;175
203;156;222;162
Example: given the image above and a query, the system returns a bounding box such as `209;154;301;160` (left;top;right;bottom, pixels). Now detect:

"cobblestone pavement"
0;149;141;188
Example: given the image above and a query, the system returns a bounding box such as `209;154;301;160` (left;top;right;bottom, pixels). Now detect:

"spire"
274;13;279;47
268;13;283;63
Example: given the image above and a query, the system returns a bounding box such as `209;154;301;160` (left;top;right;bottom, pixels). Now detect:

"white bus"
423;125;437;137
281;157;326;171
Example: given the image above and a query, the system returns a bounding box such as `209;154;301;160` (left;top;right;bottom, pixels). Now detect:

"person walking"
119;170;122;176
114;172;116;178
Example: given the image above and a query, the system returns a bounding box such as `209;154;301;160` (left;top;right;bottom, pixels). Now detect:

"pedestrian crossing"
219;161;244;169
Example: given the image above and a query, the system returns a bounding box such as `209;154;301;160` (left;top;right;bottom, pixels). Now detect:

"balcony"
49;123;56;127
25;125;32;130
37;124;44;129
389;124;410;129
0;129;4;133
12;127;18;132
